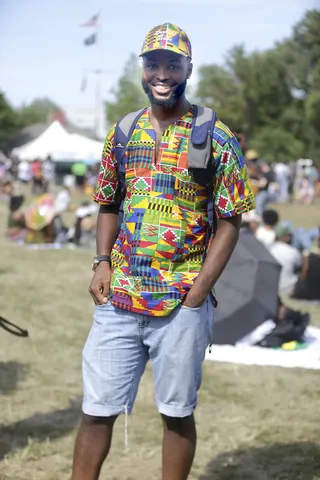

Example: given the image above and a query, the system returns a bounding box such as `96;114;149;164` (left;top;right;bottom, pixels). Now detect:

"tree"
0;92;21;152
105;53;147;126
195;9;320;163
17;98;63;126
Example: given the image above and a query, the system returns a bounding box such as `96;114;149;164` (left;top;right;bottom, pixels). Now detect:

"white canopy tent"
68;133;104;164
12;121;104;163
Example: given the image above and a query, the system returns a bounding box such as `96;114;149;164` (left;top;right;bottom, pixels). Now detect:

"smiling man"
72;23;255;480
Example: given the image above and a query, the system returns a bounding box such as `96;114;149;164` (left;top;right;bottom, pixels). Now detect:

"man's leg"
72;414;117;480
72;303;148;480
146;297;214;480
161;414;196;480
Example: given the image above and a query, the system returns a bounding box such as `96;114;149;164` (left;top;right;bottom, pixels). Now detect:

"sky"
0;0;318;136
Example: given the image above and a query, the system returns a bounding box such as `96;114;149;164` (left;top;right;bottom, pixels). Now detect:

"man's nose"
156;66;169;81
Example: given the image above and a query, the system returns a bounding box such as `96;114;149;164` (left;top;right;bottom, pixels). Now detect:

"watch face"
92;259;99;271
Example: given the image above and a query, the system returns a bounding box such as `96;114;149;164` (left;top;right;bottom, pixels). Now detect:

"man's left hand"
183;287;207;309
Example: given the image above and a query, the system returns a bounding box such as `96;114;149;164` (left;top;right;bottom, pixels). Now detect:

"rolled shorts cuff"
155;398;197;418
82;400;132;417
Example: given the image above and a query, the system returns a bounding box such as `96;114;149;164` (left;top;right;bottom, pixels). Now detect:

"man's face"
141;50;192;108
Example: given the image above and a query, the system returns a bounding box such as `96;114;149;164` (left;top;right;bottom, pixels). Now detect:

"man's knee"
81;413;118;428
161;413;195;433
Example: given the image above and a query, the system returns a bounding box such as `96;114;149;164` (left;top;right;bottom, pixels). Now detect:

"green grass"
0;198;319;480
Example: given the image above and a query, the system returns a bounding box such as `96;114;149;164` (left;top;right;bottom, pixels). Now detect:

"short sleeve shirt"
94;107;255;316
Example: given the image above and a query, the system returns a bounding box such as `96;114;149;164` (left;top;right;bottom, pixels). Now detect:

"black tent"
212;231;281;345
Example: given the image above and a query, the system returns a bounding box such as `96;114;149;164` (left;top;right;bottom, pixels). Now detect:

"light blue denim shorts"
82;297;214;418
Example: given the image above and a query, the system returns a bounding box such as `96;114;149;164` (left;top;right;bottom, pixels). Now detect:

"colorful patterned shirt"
94;107;255;316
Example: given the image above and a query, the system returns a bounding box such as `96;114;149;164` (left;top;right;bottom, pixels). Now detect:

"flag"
80;12;99;27
84;33;97;46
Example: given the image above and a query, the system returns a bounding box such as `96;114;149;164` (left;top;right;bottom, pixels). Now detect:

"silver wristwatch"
92;255;111;271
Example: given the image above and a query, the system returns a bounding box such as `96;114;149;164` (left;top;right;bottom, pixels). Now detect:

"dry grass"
0;198;319;480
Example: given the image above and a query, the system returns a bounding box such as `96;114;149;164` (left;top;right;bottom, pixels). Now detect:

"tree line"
1;10;319;163
106;9;320;163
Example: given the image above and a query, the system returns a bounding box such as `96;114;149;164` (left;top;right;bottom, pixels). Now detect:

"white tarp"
12;121;104;162
205;321;320;370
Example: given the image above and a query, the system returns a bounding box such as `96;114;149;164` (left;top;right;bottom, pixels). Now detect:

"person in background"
291;229;320;301
256;209;279;247
269;223;302;296
17;159;32;192
1;181;26;241
42;155;55;193
71;161;88;192
233;131;247;155
274;161;292;203
245;150;271;215
245;149;260;193
7;195;26;241
31;158;43;195
71;202;99;248
292;225;320;253
241;210;261;235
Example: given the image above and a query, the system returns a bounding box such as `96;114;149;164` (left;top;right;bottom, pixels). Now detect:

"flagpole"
80;11;109;138
94;69;101;139
94;10;105;139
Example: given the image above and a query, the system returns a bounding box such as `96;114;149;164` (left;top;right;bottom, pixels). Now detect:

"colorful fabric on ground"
94;107;255;316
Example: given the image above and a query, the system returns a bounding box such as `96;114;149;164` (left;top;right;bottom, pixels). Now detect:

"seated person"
71;202;98;248
291;230;320;300
269;223;302;296
256;209;279;247
7;195;26;241
241;210;261;235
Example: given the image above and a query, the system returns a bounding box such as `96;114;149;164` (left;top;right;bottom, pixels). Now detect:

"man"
274;160;292;203
72;23;255;480
17;158;32;193
72;161;88;191
269;223;302;296
245;150;272;215
42;155;55;193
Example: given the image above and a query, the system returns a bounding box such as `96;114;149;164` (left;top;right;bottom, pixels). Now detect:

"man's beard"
142;79;187;108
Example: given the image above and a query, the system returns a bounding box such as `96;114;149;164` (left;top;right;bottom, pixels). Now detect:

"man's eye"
147;64;157;69
169;65;180;70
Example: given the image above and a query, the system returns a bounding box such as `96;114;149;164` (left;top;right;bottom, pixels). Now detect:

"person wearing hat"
269;222;302;296
72;23;255;480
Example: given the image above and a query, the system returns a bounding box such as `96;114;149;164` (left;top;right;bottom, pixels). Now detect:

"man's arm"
89;125;120;305
96;204;119;255
184;129;255;308
89;205;120;305
184;216;241;308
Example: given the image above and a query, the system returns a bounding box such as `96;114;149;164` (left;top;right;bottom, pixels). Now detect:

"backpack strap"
189;105;217;233
114;108;147;233
114;108;147;191
189;105;216;169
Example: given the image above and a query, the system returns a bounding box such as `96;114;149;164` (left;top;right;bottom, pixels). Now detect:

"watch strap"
94;255;111;264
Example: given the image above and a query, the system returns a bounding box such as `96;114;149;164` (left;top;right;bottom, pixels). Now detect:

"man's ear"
187;61;193;79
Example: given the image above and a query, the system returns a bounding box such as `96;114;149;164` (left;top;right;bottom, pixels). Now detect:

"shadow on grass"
199;442;320;480
0;268;14;275
0;397;81;461
0;361;29;395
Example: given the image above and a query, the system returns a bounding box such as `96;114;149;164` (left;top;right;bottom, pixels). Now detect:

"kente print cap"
140;23;192;59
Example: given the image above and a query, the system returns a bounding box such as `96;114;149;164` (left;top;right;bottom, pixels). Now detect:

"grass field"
0;198;319;480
